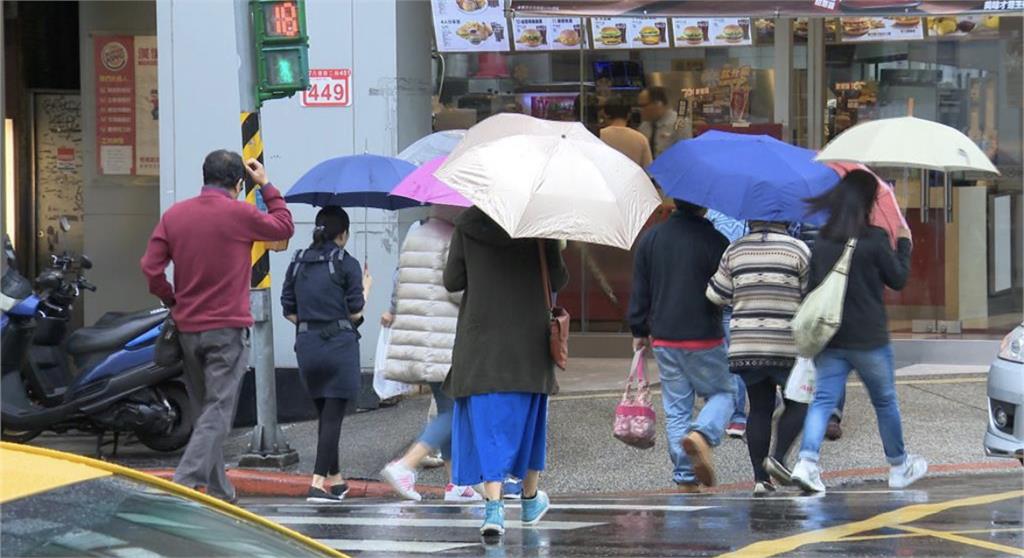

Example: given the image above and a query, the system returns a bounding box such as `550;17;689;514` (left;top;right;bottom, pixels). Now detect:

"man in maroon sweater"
141;150;294;502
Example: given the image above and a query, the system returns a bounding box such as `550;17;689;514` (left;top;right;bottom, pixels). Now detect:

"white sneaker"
753;481;776;496
791;459;826;494
445;483;483;502
889;454;928;489
381;462;422;501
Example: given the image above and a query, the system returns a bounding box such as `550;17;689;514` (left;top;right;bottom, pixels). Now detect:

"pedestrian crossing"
246;499;717;556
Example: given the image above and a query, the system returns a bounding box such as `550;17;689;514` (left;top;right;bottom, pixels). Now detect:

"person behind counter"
281;206;372;503
637;86;685;158
600;96;653;168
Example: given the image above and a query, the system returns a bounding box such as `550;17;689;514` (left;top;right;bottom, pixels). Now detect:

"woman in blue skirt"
443;207;568;538
281;206;371;503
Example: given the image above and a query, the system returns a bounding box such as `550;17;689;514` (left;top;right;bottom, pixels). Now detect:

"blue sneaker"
521;490;550;526
480;500;505;537
502;478;522;500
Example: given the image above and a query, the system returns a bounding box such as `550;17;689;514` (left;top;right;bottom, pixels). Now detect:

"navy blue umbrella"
649;131;840;224
285;154;420;210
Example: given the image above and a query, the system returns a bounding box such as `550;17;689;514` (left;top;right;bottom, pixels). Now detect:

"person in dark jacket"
443;207;568;538
629;200;735;492
790;170;927;494
281;206;371;503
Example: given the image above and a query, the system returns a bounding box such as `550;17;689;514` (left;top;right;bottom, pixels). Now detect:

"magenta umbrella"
389;156;472;207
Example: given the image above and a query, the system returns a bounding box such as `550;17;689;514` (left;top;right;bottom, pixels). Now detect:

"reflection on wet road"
244;472;1023;557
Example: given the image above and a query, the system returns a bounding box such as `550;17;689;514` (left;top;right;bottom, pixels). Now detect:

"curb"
143;468;445;499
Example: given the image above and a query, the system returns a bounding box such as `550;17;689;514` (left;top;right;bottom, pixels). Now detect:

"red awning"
508;1;1021;17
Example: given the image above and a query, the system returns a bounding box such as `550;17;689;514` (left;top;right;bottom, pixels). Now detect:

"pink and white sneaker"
444;483;483;502
381;462;422;501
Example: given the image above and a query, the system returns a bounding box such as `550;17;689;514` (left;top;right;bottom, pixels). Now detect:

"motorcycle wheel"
1;427;42;443
138;382;193;452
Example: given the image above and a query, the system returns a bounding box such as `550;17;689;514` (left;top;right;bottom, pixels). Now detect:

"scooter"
1;223;193;454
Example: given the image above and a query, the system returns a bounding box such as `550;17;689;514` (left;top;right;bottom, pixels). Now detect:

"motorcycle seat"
66;308;168;356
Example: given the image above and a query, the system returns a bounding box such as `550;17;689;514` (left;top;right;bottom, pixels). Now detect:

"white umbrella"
434;114;661;250
397;130;466;166
816;116;998;174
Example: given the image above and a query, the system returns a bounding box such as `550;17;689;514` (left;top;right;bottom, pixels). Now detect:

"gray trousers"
173;327;249;499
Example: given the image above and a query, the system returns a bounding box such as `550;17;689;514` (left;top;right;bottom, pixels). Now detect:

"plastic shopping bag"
373;327;415;400
613;349;657;449
784;356;816;404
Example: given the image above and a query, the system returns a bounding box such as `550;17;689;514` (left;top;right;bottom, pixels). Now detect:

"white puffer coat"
384;219;461;384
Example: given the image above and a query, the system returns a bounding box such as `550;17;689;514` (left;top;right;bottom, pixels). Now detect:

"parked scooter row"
1;222;193;453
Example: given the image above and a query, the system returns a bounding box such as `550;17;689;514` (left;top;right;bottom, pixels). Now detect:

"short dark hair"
603;96;631;121
202;150;245;189
643;86;669;106
674;199;705;216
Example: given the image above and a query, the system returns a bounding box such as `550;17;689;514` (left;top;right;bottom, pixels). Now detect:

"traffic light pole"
235;0;298;469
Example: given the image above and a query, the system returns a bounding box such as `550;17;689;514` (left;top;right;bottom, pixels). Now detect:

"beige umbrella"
434;113;661;250
816;116;998;174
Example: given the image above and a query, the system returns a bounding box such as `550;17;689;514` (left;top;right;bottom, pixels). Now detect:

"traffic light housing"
251;0;309;104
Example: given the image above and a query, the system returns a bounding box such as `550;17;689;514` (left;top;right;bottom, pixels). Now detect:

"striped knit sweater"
706;223;810;371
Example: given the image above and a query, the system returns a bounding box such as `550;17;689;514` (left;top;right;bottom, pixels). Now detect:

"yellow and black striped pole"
241;110;273;290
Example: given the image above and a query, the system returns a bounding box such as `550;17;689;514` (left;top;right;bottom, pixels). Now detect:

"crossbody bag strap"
537;239;552;311
833;238;858;276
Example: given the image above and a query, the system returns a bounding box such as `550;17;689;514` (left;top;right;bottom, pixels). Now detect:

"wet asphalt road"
243;471;1024;557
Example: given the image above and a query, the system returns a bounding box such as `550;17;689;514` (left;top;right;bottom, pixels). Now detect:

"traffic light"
251;0;309;104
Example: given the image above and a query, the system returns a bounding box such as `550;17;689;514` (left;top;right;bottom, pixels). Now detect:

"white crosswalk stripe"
317;539;479;553
266;515;605;530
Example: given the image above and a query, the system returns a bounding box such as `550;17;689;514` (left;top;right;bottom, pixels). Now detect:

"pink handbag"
613;349;657;449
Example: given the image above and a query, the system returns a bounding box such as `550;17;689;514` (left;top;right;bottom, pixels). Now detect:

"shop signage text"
301;69;352;107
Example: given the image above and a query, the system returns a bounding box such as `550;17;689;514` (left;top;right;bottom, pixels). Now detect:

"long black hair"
805;169;877;241
311;206;350;248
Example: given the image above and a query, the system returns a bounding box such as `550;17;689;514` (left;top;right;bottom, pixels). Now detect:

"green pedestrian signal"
251;0;309;105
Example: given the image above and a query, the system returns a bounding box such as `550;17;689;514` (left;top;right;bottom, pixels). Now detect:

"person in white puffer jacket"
380;207;482;503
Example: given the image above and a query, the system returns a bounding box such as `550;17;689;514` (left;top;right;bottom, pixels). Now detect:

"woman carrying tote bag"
789;170;926;494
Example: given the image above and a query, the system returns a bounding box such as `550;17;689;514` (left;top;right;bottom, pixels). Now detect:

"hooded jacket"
442;207;569;399
384;218;461;384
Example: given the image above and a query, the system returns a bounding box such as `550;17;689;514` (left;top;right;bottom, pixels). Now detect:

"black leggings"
313;398;348;477
743;374;808;483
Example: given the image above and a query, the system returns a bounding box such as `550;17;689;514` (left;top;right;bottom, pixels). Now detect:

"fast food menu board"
513;17;586;51
672;18;753;48
431;0;510;53
839;16;924;42
926;15;1000;38
590;17;670;50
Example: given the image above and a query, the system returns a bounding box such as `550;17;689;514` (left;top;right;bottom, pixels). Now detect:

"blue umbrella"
648;131;840;224
285;154;420;209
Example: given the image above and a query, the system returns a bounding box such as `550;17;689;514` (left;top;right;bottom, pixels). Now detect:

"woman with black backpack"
281;206;372;503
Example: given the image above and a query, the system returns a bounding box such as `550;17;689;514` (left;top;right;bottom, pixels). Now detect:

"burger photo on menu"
456;0;487;13
718;23;744;44
517;28;544;47
842;17;872;37
890;16;920;28
555;28;581;46
600;26;622;45
679;25;704;45
457;21;493;45
638;25;661;45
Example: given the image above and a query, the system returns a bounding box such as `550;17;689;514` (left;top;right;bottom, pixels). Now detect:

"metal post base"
238;425;299;468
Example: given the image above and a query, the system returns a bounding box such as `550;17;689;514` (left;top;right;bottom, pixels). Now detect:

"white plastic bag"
373;327;415;400
784;357;816;404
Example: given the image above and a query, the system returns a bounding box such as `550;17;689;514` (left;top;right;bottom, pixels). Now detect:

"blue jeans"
799;345;906;466
722;308;747;424
654;344;736;485
419;382;454;460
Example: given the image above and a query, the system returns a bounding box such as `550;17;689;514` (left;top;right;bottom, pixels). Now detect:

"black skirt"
295;329;361;400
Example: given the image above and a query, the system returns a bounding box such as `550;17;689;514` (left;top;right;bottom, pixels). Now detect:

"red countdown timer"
263;1;299;37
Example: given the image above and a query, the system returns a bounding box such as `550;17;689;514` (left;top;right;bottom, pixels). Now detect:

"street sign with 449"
301;69;351;107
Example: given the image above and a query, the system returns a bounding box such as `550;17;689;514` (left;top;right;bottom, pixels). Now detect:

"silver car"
985;322;1024;465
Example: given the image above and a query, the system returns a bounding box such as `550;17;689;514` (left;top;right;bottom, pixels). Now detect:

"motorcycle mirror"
80;255;93;270
59;216;71;233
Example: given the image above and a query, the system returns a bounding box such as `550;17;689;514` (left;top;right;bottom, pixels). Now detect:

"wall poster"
93;35;159;176
33;92;84;272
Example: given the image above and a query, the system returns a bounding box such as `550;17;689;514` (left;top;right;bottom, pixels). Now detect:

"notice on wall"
33;93;84;267
672;18;752;47
839;16;924;42
93;35;159;176
513;17;584;51
591;17;669;49
302;69;352;107
431;0;510;53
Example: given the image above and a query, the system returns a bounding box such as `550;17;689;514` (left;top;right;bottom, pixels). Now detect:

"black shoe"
330;483;350;499
764;456;794;487
825;419;843;441
307;486;342;504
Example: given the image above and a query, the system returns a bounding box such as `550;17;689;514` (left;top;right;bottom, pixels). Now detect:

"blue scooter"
1;227;192;453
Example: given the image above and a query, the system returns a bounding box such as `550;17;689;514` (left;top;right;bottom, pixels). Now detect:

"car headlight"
998;325;1024;364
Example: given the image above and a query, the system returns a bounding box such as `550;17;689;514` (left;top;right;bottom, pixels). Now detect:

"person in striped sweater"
706;221;811;495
